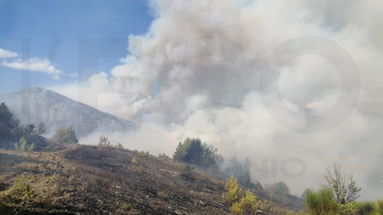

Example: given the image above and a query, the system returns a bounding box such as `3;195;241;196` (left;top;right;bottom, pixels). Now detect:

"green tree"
15;137;35;152
0;102;21;139
325;164;361;205
265;181;290;196
51;127;79;144
173;138;221;168
305;188;339;215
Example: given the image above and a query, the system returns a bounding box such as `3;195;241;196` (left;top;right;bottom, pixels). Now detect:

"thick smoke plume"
53;0;383;199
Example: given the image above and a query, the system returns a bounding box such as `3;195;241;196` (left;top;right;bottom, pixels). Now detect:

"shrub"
305;188;339;215
14;137;35;152
179;164;194;179
131;157;138;164
157;191;168;199
257;200;272;214
136;151;150;157
377;200;383;214
98;136;124;149
222;176;241;204
117;203;131;213
356;202;374;215
173;138;221;169
230;190;258;215
98;136;111;146
51;127;79;144
1;174;37;204
339;202;358;215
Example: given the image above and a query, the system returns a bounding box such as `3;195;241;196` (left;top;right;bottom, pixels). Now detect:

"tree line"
0;102;79;151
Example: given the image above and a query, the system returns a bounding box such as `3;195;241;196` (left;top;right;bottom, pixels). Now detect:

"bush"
131;157;138;164
305;188;339;215
98;136;124;149
51;127;79;144
230;190;258;215
117;203;131;213
156;191;169;199
179;164;194;179
98;136;111;146
377;200;383;214
222;176;241;204
0;174;37;205
173;138;221;169
339;202;358;215
14;137;35;152
356;202;375;215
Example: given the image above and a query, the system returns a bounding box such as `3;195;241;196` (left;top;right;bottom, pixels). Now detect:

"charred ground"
0;144;300;215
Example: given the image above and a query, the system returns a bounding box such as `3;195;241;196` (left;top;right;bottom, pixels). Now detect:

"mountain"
0;87;136;137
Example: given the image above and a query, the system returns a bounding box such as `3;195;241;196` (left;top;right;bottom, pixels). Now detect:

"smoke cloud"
53;0;383;199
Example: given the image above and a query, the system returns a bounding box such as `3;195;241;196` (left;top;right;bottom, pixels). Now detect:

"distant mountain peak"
0;87;136;137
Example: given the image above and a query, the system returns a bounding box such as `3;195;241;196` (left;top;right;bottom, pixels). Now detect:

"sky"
0;0;153;93
1;0;383;200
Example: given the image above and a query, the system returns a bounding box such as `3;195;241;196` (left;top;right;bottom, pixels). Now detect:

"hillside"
0;145;228;214
0;87;136;137
0;144;297;215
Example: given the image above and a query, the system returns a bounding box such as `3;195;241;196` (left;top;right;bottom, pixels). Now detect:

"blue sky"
0;0;153;94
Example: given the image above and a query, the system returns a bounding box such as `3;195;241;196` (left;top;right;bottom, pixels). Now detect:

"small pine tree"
230;190;258;215
223;176;241;204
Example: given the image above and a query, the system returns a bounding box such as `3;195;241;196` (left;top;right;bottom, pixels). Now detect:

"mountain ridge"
0;87;137;137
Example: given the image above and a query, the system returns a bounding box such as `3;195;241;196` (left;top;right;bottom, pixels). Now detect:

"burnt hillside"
0;144;299;215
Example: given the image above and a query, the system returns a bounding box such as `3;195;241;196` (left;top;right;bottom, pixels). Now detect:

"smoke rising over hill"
53;0;383;199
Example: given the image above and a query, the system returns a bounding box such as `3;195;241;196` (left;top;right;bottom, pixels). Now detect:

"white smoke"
53;0;383;200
